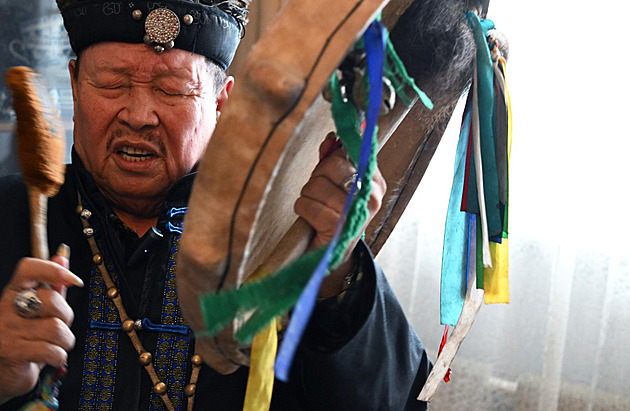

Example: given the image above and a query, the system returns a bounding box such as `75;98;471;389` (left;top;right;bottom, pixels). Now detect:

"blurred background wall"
0;0;74;174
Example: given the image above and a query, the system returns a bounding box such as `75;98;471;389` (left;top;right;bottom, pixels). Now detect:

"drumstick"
5;66;68;409
5;66;66;260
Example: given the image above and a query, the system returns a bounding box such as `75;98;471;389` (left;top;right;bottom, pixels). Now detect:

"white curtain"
377;1;630;409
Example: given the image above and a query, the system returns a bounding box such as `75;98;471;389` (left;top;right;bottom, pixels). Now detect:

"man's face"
69;42;232;213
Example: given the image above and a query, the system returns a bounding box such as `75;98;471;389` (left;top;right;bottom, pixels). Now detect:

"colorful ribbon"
440;12;512;326
274;18;387;382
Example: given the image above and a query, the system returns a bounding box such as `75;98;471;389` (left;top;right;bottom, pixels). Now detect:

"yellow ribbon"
243;316;280;411
484;56;511;304
484;239;509;303
242;266;281;411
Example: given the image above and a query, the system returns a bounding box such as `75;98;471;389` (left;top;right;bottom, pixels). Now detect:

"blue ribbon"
274;19;386;382
467;213;477;288
440;103;473;326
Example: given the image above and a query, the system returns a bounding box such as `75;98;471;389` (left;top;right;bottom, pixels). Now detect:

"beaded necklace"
77;195;200;411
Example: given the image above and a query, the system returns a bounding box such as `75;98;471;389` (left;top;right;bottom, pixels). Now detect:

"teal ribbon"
464;12;502;238
440;103;473;326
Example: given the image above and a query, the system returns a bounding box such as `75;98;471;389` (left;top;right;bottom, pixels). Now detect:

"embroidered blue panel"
79;262;120;411
79;208;191;411
150;223;191;410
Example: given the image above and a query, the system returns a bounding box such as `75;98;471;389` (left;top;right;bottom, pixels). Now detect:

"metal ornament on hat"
139;8;193;53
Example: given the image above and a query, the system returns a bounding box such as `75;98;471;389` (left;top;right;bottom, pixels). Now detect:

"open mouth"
118;146;155;162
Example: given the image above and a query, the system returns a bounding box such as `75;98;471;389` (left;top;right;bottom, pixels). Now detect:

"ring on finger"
340;173;361;194
14;288;42;318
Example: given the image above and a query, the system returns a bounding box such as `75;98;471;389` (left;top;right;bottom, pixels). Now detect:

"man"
0;1;431;410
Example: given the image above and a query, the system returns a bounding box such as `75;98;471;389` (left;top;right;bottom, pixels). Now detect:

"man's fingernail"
54;244;83;287
68;274;84;288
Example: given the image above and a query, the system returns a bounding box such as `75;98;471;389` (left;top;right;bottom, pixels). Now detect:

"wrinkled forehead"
76;42;222;93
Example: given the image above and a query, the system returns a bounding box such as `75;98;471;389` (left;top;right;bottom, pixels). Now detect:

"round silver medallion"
145;8;180;45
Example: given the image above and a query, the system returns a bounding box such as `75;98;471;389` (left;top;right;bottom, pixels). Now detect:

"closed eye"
156;88;184;97
105;84;126;89
90;82;128;97
90;78;128;90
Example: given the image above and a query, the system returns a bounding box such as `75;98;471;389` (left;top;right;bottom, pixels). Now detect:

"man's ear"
68;59;78;106
216;76;234;118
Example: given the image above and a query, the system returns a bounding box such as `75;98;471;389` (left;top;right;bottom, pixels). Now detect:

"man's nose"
117;87;159;129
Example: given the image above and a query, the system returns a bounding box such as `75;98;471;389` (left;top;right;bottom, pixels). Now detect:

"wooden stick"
28;189;49;260
417;289;484;402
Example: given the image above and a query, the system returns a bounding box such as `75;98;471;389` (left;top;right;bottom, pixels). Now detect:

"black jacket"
0;155;431;410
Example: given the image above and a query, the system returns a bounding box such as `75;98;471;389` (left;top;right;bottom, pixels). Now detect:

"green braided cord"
351;31;432;111
335;139;376;265
328;68;378;270
384;32;434;110
198;247;326;341
383;64;407;104
198;68;378;345
330;73;362;165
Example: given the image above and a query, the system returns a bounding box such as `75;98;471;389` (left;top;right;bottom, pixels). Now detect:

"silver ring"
341;173;361;194
14;288;42;318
